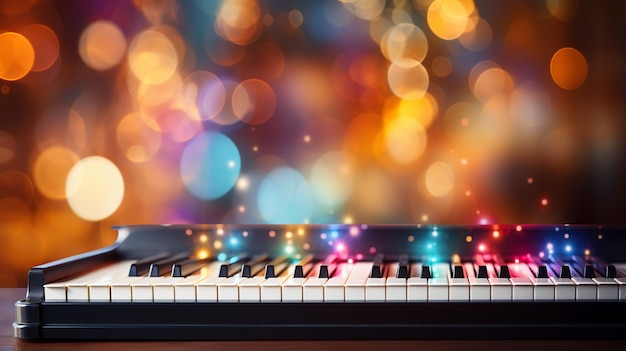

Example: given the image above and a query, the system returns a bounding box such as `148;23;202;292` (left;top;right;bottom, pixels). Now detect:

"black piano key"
476;265;488;278
370;254;384;278
218;264;229;278
560;265;572;279
264;265;276;278
319;265;330;278
498;265;510;278
294;265;305;278
293;254;315;278
421;265;432;279
241;264;253;278
128;252;171;277
584;265;595;278
171;258;213;277
396;255;409;279
537;265;549;279
453;265;465;278
606;265;617;278
370;265;382;278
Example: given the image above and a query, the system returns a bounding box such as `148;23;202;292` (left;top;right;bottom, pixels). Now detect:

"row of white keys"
44;260;136;302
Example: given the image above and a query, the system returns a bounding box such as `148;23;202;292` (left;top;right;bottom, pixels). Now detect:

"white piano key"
407;263;428;302
428;263;450;302
303;277;326;302
615;264;626;301
448;264;469;302
571;276;597;301
281;277;307;302
365;277;386;302
324;263;352;303
88;261;139;302
551;277;576;301
508;263;534;301
617;277;626;301
261;276;288;302
465;263;490;302
238;276;266;302
43;283;67;302
344;262;373;302
383;264;405;302
593;277;619;301
131;276;163;302
217;276;242;302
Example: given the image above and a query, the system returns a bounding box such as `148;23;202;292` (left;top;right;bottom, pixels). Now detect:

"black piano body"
13;224;626;340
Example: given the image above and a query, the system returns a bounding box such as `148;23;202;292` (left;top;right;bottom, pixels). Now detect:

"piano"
13;224;626;340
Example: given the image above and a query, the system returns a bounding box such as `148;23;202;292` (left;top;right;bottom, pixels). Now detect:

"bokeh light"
550;47;588;90
258;166;313;224
0;32;34;81
65;156;125;221
79;20;126;71
180;131;241;200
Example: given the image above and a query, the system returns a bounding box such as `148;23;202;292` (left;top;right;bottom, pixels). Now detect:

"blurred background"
1;0;625;287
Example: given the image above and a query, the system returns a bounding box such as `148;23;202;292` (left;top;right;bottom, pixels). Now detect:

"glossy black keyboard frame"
14;224;626;340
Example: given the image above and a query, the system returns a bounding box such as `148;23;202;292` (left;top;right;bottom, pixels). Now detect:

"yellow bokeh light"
65;156;125;221
128;29;178;84
427;0;469;41
216;0;262;45
33;146;79;200
550;47;587;90
387;58;429;100
381;23;428;63
385;116;427;164
425;161;455;197
0;32;35;81
79;20;127;71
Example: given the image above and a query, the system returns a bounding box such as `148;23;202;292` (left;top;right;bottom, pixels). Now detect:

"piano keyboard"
13;224;626;340
41;253;626;303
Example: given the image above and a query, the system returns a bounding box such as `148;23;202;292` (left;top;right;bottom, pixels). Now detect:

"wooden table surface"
2;288;625;351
